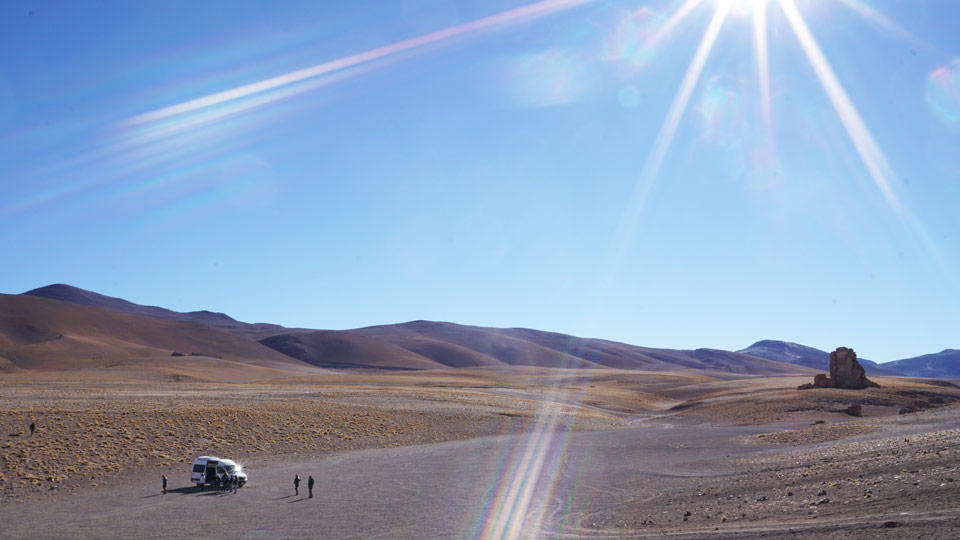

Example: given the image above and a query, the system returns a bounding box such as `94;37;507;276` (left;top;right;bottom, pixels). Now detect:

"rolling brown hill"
0;294;322;378
10;285;815;375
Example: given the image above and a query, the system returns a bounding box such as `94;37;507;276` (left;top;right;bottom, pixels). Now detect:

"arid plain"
3;369;960;539
2;287;960;538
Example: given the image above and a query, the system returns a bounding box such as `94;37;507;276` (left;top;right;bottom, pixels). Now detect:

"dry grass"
0;374;624;502
668;376;960;424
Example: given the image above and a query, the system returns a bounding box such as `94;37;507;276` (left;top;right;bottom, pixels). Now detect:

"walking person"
29;422;35;437
162;475;168;494
308;475;314;499
294;474;301;496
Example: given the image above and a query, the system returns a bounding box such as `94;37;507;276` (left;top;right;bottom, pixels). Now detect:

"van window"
192;465;204;473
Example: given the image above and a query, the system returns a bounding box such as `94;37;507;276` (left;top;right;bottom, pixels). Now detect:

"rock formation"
798;347;879;390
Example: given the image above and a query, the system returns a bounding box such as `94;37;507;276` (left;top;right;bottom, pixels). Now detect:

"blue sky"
1;0;957;362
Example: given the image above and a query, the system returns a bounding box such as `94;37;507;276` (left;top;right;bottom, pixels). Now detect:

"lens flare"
696;75;743;143
927;60;960;126
501;49;598;108
603;8;664;68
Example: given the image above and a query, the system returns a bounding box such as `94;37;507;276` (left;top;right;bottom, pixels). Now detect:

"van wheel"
197;483;203;491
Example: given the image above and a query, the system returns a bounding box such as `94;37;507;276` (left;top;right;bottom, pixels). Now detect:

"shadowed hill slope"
883;350;960;378
22;284;297;339
738;339;905;376
0;294;320;375
259;331;449;370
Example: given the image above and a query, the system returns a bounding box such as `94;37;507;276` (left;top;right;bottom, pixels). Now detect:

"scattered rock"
883;521;900;528
844;404;863;417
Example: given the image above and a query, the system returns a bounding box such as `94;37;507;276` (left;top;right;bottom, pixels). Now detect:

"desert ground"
2;368;959;539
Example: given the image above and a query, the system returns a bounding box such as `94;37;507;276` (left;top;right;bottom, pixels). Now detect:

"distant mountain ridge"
9;284;955;377
883;350;960;379
737;340;905;377
23;284;297;339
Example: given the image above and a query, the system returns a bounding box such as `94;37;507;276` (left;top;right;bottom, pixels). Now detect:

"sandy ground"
1;370;959;539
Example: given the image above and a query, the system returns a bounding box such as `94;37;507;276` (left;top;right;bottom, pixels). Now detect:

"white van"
191;456;247;490
218;458;247;487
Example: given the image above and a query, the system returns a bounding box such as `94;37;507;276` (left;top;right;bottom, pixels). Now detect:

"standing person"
232;474;238;494
162;475;168;494
294;475;301;496
307;475;314;499
29;422;35;437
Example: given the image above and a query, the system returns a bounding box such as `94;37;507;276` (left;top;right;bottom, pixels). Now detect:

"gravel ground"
2;377;959;539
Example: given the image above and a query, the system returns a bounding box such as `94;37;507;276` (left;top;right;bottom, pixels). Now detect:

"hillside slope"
259;330;449;370
0;294;319;376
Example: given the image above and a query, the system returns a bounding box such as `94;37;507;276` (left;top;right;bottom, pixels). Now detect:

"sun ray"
612;0;731;257
778;0;901;212
645;0;705;50
753;0;774;150
779;0;955;279
837;0;933;51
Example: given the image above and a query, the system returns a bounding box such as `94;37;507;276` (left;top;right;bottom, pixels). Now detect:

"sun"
726;0;770;17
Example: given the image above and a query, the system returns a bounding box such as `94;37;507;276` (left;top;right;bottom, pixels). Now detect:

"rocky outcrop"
798;347;879;390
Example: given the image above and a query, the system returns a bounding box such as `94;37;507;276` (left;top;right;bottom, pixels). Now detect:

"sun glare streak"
613;0;730;255
124;0;594;128
475;380;588;539
645;0;704;50
780;0;955;279
778;0;901;213
837;0;933;51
